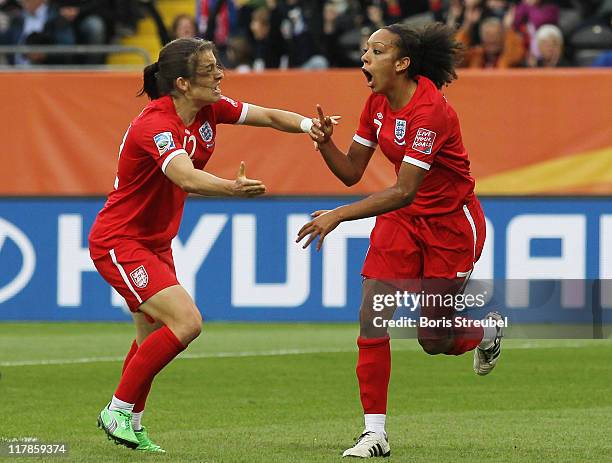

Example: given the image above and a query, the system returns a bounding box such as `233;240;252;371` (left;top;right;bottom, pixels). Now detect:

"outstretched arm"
311;105;374;186
165;154;266;197
243;104;313;133
296;162;426;250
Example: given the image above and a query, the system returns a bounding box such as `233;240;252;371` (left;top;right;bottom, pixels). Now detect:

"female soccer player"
297;23;503;458
89;37;318;453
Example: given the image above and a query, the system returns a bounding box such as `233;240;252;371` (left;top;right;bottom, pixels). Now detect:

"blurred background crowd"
1;0;611;68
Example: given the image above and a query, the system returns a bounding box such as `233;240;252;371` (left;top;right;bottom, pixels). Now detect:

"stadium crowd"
1;0;611;67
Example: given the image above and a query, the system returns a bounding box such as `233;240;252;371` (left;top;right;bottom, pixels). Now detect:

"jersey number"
183;135;197;158
114;128;196;190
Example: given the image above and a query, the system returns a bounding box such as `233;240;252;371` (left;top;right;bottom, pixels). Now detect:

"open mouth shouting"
362;67;374;89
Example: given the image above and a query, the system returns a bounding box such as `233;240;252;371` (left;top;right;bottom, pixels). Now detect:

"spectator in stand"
225;34;253;71
110;0;141;38
364;3;385;30
485;0;511;19
198;0;238;56
250;4;286;69
281;0;327;68
445;0;485;31
0;0;21;15
444;0;513;32
527;23;571;67
320;0;364;67
513;0;559;57
321;0;344;66
172;13;197;40
0;0;75;65
51;1;108;64
457;11;525;68
379;0;429;19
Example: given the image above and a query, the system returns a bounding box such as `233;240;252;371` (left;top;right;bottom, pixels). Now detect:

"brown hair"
383;22;463;89
138;38;217;100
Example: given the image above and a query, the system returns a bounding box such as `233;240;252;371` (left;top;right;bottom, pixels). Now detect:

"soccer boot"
342;431;390;458
473;311;503;376
134;426;166;453
97;405;139;449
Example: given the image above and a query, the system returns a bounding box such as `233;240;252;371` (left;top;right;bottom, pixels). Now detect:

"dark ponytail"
139;61;160;99
138;38;217;100
384;22;463;89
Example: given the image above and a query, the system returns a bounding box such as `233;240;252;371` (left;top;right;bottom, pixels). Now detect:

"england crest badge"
199;121;213;143
394;119;407;145
129;265;149;289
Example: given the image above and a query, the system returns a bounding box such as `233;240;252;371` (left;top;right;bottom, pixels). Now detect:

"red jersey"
354;75;475;216
89;95;247;257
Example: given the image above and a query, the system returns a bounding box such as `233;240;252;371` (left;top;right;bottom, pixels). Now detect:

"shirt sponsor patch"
129;265;149;289
199;121;213;143
153;132;175;156
412;128;437;155
221;95;238;107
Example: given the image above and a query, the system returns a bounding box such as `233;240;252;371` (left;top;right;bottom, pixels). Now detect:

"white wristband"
300;118;313;133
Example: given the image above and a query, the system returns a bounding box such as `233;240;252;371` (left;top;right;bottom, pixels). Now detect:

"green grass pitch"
1;322;611;462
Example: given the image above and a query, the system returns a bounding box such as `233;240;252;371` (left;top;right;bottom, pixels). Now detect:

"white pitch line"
0;347;353;367
0;341;604;367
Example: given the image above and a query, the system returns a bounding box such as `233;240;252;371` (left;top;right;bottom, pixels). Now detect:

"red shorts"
91;240;179;312
362;197;486;281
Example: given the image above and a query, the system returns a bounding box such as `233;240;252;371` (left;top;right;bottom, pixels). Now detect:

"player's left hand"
296;209;341;251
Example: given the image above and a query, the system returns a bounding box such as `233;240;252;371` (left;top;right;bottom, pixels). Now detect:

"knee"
359;312;387;339
418;337;453;355
177;310;202;344
188;312;203;340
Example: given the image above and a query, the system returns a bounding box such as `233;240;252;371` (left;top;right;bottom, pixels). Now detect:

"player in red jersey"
296;23;503;458
89;38;320;453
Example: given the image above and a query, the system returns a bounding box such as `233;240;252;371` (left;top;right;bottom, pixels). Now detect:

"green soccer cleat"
135;426;166;453
97;405;139;449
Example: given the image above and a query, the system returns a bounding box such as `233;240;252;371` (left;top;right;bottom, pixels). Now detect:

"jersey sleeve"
137;116;188;175
353;96;382;148
353;95;378;149
402;106;448;171
213;95;249;124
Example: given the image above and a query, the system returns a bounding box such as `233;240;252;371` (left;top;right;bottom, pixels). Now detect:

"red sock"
356;336;391;414
121;339;138;374
121;339;152;413
115;326;185;404
446;316;484;355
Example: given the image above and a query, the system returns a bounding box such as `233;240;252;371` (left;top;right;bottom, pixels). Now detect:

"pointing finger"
316;104;326;123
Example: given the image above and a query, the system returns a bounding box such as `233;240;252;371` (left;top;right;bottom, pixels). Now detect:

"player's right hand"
310;104;340;147
233;161;266;197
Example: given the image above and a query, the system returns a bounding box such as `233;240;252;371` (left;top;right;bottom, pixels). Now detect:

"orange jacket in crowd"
455;27;525;69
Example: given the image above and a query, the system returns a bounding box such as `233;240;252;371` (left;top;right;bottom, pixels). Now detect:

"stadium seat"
107;0;196;66
570;24;612;49
574;49;608;66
